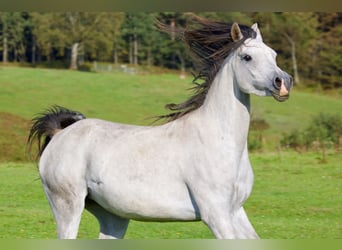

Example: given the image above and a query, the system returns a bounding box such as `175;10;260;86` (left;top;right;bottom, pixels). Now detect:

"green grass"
0;66;190;161
247;151;342;239
0;66;341;239
2;66;342;126
0;151;341;239
1;66;342;159
0;66;189;124
250;91;342;150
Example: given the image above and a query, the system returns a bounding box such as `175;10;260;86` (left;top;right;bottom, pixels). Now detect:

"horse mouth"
271;92;290;102
270;77;291;102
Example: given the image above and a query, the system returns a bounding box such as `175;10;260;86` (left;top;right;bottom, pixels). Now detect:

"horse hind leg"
85;199;130;239
44;187;87;239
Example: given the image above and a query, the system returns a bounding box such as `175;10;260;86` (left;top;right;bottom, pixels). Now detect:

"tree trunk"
2;19;8;63
170;18;175;41
147;46;152;67
45;42;51;62
14;47;18;62
176;50;186;79
133;34;138;65
113;41;118;64
113;47;118;64
31;37;36;65
129;36;133;64
70;42;79;70
284;33;300;85
290;41;300;85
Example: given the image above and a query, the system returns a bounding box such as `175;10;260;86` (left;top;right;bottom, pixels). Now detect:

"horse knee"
200;206;257;239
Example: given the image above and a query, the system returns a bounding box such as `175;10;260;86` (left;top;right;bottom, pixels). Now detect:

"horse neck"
191;59;251;145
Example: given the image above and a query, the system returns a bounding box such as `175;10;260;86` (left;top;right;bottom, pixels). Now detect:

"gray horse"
28;17;292;239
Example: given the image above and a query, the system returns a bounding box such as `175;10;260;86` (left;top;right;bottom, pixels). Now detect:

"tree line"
0;12;341;88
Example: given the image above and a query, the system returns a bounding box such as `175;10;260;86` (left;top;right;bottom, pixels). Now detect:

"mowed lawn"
0;66;341;239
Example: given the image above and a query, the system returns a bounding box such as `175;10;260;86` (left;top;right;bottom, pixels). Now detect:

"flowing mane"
157;15;256;122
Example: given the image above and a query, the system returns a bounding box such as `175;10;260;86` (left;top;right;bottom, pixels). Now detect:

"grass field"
0;152;341;239
1;66;342;161
0;66;341;239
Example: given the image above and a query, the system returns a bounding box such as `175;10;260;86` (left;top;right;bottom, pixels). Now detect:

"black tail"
27;105;86;160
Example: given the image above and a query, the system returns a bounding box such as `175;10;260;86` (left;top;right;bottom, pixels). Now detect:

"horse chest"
185;144;254;209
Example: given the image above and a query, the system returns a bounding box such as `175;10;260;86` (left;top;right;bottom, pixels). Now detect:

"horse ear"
251;23;263;42
231;22;243;42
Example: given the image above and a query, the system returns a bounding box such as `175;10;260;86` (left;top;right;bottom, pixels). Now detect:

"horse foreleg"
201;205;258;239
85;200;130;239
190;187;257;239
234;207;259;239
201;208;238;239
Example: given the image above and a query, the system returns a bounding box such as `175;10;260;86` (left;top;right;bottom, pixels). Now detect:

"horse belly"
87;178;200;222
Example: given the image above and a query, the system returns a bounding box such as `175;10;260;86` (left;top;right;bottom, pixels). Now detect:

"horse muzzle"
271;75;293;102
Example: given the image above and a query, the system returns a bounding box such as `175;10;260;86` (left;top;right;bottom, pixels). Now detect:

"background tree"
104;12;125;64
30;13;57;63
0;12;27;63
281;113;342;158
202;12;252;25
155;12;190;72
257;12;319;86
58;12;118;69
316;13;342;89
0;11;340;91
31;12;124;69
120;13;160;66
81;12;124;63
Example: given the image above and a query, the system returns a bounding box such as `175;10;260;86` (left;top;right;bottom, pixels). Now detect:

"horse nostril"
274;77;282;90
289;76;293;84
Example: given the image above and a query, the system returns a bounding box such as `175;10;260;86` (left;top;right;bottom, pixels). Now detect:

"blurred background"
0;12;340;89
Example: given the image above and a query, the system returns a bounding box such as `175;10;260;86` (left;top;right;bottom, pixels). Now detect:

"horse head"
230;22;293;102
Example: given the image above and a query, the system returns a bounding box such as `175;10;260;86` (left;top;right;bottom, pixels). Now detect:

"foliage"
280;113;342;161
248;133;263;151
248;117;270;151
0;12;341;88
309;113;342;148
0;12;28;62
316;13;342;89
30;12;124;69
280;129;307;150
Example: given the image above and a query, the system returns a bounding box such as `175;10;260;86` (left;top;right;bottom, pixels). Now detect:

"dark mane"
157;15;256;122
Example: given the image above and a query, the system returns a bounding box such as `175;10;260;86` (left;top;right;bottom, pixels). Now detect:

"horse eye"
242;54;252;61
